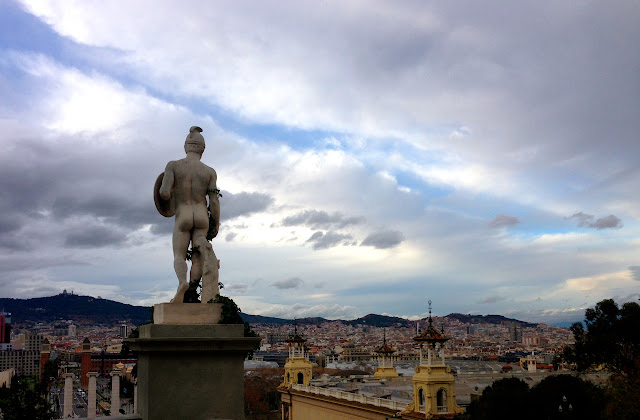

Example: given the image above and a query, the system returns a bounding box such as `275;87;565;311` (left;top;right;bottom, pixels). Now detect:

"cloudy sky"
1;1;638;324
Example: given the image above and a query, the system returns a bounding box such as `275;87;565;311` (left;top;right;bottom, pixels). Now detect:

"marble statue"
154;126;221;303
194;236;220;303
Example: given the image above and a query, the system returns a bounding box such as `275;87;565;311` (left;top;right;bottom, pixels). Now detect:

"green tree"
464;377;533;420
604;374;640;420
0;377;56;420
244;368;283;420
562;298;640;420
214;294;259;340
41;359;60;386
563;298;640;375
530;374;605;420
462;375;605;420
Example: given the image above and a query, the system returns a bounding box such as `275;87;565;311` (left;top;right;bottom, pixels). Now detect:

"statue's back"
171;158;214;205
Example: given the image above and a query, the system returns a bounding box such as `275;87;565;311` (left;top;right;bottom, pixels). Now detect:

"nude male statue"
154;126;220;303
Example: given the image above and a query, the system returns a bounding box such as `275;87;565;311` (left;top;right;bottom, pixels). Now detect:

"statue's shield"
154;172;175;217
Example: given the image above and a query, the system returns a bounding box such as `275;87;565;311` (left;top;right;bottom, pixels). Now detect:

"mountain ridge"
0;293;539;328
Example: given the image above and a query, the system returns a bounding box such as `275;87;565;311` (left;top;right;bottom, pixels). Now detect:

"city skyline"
0;1;639;324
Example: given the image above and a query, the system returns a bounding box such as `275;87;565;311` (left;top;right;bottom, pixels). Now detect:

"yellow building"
279;301;464;420
403;301;463;419
373;331;399;379
281;328;313;387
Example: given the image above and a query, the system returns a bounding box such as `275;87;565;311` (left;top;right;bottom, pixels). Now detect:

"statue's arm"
159;162;175;200
208;169;220;238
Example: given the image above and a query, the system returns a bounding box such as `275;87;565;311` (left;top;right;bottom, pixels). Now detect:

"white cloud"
1;1;639;324
258;303;360;320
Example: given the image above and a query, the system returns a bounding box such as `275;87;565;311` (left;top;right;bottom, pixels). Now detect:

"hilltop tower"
373;330;399;379
404;300;462;418
282;324;313;387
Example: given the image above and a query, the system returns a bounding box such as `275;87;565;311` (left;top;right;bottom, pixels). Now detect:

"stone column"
63;372;74;418
87;372;98;417
133;378;138;414
110;369;121;416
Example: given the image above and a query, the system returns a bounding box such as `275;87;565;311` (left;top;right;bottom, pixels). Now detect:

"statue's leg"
171;224;191;303
184;245;202;302
190;243;203;285
201;247;219;304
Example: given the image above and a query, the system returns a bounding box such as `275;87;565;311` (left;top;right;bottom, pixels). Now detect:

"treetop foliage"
564;298;640;375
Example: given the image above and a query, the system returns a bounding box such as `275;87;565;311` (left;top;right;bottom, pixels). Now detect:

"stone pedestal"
87;372;98;417
111;369;121;416
153;302;223;325
133;379;138;414
127;309;260;420
63;372;74;418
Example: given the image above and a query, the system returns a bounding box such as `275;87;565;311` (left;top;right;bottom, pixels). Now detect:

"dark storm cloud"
150;221;173;235
590;215;623;229
629;266;640;282
0;218;22;234
52;195;158;229
0;135;164;252
0;230;29;251
64;225;128;248
305;231;355;250
479;295;506;304
225;282;248;293
0;253;89;274
220;191;273;220
280;210;365;230
0;140;60;234
570;212;622;229
271;277;304;290
489;214;520;228
360;230;404;249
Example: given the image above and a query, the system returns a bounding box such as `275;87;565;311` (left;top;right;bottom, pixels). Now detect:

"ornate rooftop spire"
414;299;448;344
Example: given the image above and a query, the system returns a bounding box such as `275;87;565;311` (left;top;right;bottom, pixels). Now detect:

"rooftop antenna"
383;328;387;345
428;299;433;329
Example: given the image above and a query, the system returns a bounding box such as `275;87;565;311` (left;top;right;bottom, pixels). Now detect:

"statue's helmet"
184;126;205;153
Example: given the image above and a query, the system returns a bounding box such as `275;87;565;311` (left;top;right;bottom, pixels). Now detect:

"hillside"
0;293;152;326
238;313;412;327
343;313;412;328
447;313;536;328
239;314;328;325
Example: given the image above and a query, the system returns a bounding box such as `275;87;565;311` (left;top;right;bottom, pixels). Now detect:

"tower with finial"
373;329;399;379
281;321;313;387
80;337;92;388
403;299;462;418
40;337;51;380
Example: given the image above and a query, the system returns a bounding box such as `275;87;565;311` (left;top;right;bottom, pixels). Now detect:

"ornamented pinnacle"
414;299;448;344
287;319;306;344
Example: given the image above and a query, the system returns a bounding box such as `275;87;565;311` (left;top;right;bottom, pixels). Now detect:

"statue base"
127;323;260;420
153;302;223;325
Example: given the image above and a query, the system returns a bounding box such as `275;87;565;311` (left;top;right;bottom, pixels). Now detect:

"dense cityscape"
1;291;584;418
